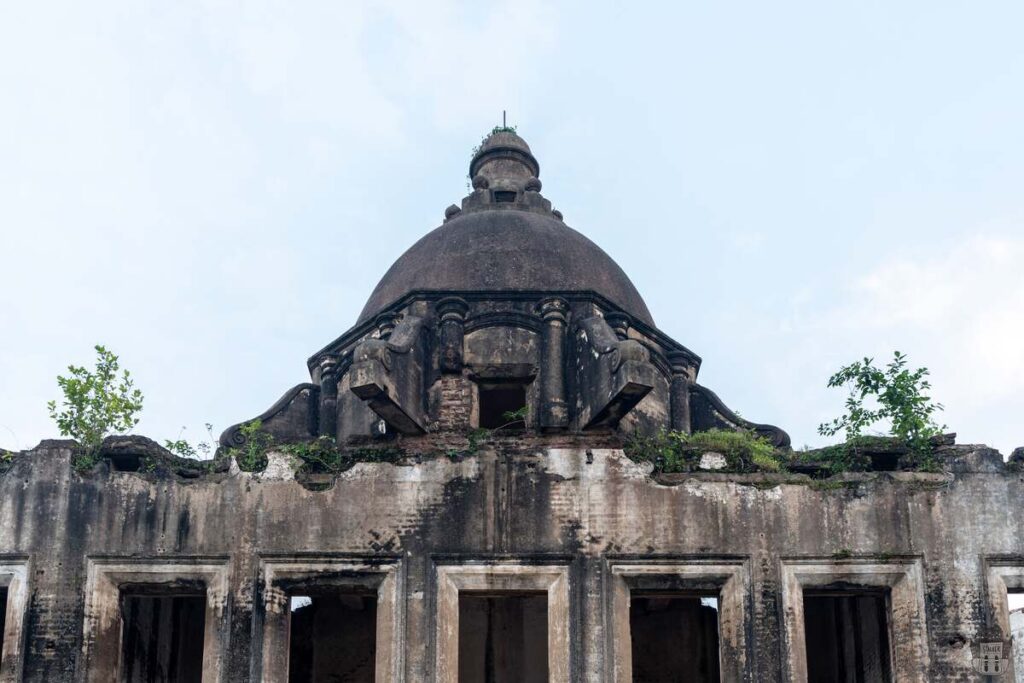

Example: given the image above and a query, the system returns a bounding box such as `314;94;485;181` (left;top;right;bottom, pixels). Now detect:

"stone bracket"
349;359;426;434
349;315;427;435
582;359;656;430
574;316;655;430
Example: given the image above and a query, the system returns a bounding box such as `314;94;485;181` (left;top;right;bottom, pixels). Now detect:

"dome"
357;129;654;326
358;210;654;325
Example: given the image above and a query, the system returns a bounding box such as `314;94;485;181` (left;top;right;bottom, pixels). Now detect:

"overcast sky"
2;1;1022;455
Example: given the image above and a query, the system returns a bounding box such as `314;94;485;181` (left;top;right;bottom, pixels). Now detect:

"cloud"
769;232;1024;455
0;0;564;451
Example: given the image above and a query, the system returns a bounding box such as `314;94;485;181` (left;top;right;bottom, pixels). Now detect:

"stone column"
375;310;399;339
436;297;469;374
318;357;339;439
538;297;570;431
668;350;698;433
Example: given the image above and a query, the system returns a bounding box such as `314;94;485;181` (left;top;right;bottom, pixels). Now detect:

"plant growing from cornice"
818;351;945;453
228;419;273;472
47;345;144;457
624;428;782;473
164;423;217;460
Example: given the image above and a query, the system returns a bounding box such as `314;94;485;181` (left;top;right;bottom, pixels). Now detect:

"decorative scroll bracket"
349;314;428;435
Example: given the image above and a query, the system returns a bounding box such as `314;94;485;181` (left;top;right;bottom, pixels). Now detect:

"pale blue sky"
2;1;1022;454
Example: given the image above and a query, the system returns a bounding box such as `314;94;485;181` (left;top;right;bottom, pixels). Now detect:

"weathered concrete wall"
1;439;1022;681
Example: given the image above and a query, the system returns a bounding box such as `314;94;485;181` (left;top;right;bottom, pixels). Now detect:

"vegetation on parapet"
41;346;955;478
818;351;945;458
221;420;404;475
628;351;950;476
47;344;144;471
624;428;782;474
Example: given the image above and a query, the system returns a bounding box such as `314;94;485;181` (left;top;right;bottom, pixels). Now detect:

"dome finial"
469;123;539;186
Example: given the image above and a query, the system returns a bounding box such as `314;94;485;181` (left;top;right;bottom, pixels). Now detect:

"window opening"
493;191;516;203
478;383;527;430
119;590;206;683
803;590;892;683
458;591;548;683
288;592;377;683
1009;590;1024;683
629;592;720;682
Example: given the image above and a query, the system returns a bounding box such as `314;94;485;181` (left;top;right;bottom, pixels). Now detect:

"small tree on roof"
47;344;144;455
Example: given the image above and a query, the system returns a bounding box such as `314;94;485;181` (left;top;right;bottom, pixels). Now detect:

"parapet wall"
1;438;1023;681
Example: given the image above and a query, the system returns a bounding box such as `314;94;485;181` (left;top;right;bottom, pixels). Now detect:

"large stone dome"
358;130;654;325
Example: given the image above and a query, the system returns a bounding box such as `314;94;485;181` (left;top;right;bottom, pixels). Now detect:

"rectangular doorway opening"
629;593;720;682
288;592;377;683
478;383;527;430
803;590;893;683
0;586;7;661
119;590;206;683
458;591;548;683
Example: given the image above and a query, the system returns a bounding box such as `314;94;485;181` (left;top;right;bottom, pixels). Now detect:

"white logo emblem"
973;642;1008;676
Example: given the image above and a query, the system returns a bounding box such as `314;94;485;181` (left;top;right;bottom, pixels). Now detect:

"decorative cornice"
306;289;702;374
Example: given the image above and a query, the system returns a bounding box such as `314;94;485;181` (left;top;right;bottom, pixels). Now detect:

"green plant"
163;423;217;460
498;406;528;430
625;428;782;473
466;427;490;453
818;351;945;454
229;419;273;472
281;437;346;472
164;438;198;459
47;345;145;457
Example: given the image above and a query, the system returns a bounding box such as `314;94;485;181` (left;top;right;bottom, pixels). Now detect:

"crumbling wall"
0;438;1022;681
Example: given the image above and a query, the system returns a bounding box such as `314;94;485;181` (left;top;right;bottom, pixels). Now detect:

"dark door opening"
629;593;721;682
804;590;893;683
288;593;377;683
119;592;206;683
478;383;527;430
0;586;7;661
458;592;548;683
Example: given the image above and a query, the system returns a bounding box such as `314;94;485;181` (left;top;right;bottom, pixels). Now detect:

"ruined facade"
2;130;1023;681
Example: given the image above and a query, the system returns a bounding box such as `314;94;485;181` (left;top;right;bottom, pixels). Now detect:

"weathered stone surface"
1;441;1023;680
5;129;1001;681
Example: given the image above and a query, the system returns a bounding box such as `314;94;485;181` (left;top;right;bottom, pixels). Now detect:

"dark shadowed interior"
804;591;893;683
288;594;377;683
119;592;206;683
458;592;548;683
478;383;527;430
629;594;721;682
0;586;7;661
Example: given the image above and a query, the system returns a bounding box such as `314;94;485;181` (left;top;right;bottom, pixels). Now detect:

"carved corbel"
436;297;469;374
349;314;428;435
574;316;656;430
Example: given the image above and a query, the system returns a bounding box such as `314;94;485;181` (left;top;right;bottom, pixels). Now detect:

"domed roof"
357;130;654;326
